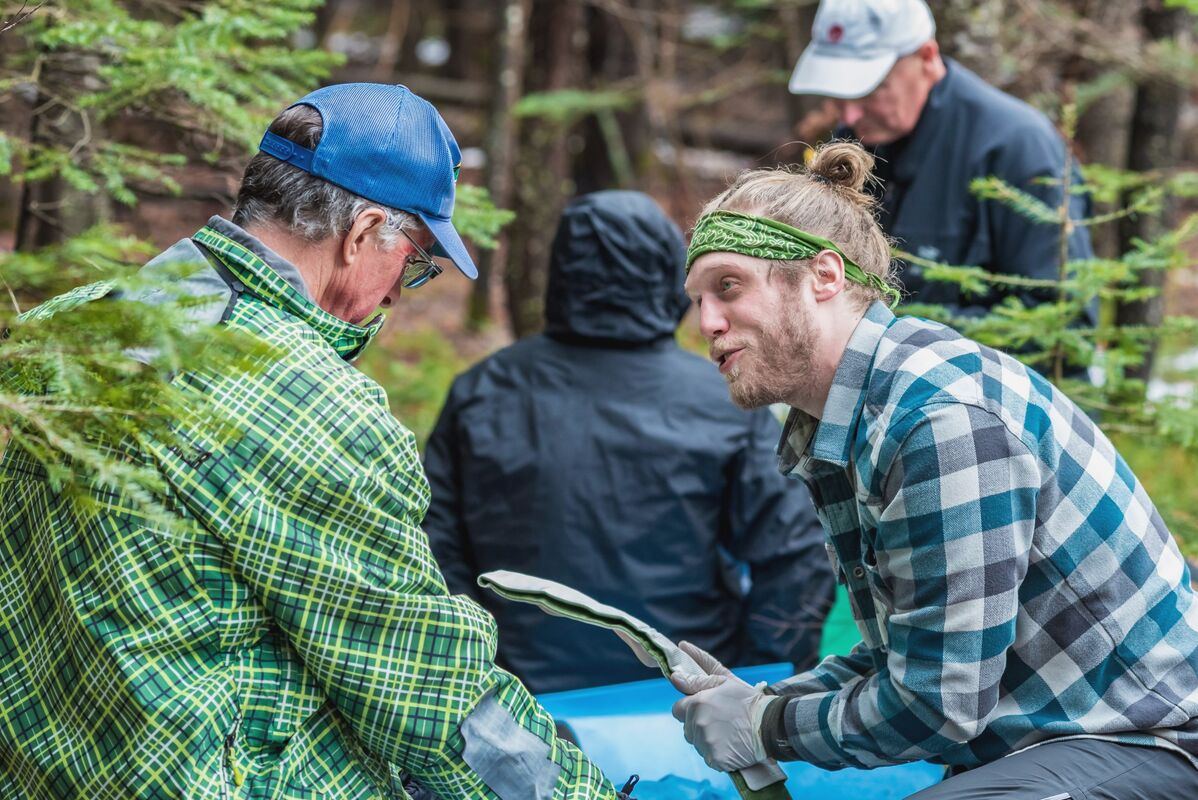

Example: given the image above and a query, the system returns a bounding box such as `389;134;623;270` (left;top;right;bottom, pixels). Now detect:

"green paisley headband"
686;210;901;308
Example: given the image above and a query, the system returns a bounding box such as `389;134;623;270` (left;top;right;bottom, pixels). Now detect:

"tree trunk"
1066;0;1136;261
572;0;647;195
926;0;1010;79
15;50;108;251
315;0;361;54
503;0;586;338
468;0;530;329
446;0;497;85
370;0;411;82
778;2;825;164
1116;0;1186;382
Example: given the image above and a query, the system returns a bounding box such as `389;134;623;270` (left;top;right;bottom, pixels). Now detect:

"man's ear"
810;250;845;302
917;40;941;73
341;207;387;267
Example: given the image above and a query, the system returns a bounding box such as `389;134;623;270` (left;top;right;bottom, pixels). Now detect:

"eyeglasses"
400;228;443;289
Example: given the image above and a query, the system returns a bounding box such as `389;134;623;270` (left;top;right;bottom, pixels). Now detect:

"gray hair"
232;104;416;249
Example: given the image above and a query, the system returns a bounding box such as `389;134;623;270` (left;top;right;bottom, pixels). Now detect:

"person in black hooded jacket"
422;190;834;694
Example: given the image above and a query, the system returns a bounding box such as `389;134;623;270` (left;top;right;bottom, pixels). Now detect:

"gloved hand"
669;642;771;772
669;639;734;694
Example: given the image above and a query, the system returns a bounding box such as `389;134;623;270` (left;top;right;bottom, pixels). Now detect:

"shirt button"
852;565;866;579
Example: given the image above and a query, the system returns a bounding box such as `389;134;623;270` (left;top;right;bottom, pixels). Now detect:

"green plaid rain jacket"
0;217;616;800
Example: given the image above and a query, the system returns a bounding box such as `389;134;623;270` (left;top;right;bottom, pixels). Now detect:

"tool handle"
731;761;791;800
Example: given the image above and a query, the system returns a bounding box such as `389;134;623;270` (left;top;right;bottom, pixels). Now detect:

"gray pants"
908;738;1198;800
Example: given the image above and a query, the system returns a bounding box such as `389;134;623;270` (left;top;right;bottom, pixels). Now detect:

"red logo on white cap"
828;24;844;44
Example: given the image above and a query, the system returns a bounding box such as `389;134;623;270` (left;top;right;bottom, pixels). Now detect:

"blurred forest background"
3;0;1198;549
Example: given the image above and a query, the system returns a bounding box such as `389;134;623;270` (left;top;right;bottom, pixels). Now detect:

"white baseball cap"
788;0;936;99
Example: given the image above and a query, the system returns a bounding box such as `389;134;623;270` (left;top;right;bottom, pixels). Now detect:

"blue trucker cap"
258;83;478;279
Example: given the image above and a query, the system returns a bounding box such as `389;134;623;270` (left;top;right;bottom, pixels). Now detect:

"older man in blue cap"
0;84;625;800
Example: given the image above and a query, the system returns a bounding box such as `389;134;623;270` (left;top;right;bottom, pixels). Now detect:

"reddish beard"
722;303;817;410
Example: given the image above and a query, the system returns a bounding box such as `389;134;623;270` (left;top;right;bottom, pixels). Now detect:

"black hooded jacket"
422;191;833;693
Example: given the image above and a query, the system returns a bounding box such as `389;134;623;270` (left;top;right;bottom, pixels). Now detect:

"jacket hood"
544;190;689;344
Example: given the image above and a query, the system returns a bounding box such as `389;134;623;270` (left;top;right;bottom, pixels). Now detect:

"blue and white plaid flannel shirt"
765;302;1198;772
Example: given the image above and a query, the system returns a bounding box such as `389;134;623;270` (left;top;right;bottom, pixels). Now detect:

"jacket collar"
778;301;895;478
192;216;383;360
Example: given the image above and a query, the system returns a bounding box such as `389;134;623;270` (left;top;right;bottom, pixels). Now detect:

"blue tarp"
538;663;943;799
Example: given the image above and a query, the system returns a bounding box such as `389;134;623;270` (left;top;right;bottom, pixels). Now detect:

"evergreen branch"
0;225;278;518
0;395;173;419
1082;163;1158;204
1074;190;1165;227
0;1;336;533
513;88;637;125
0;225;154;295
970;176;1059;225
895;249;1075;291
21;0;340;154
452;184;515;251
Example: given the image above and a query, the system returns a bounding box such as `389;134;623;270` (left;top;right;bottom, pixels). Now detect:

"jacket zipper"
222;712;244;798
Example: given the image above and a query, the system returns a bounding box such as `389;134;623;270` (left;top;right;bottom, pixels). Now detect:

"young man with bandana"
670;141;1198;798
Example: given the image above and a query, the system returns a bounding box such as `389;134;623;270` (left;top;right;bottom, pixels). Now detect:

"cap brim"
788;48;897;99
421;214;478;280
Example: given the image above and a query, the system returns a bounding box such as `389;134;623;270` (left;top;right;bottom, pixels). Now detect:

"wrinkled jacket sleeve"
180;361;615;800
422;377;484;602
725;408;835;671
769;643;878;697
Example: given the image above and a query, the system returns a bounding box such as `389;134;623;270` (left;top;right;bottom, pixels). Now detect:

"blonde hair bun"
694;138;896;310
807;140;877;209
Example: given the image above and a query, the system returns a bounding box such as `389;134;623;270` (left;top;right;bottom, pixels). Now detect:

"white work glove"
669;641;771;772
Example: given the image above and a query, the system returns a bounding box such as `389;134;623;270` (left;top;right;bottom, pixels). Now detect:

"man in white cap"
789;0;1094;319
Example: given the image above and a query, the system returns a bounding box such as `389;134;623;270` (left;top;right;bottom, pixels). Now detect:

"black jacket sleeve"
421;380;484;602
723;408;834;671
